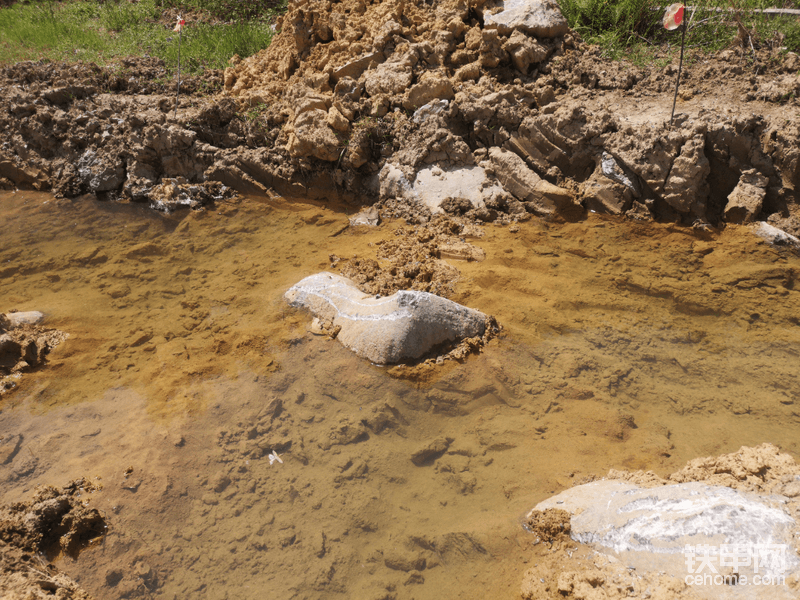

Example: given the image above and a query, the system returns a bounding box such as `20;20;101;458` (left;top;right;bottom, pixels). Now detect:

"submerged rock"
284;272;487;364
751;222;800;248
4;311;45;329
530;478;800;598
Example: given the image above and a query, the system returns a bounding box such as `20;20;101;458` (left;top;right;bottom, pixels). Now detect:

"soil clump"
0;311;68;396
0;478;106;600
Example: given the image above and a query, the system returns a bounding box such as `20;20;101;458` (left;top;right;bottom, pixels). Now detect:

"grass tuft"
558;0;800;59
0;0;284;73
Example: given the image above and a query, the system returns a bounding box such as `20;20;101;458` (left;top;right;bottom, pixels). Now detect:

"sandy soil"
0;0;800;597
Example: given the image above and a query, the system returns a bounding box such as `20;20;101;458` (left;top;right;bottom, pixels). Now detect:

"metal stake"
670;19;687;127
175;28;182;119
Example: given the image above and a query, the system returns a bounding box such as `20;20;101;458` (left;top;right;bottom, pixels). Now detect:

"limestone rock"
412;165;504;213
487;147;579;216
751;222;800;248
581;172;631;215
412;99;450;125
284;273;487;364
76;148;125;192
483;0;569;38
379;162;416;200
581;152;638;214
4;312;45;329
348;206;380;227
724;169;768;224
531;480;800;591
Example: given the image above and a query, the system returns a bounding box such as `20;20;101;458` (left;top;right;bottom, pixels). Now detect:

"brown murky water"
1;191;799;599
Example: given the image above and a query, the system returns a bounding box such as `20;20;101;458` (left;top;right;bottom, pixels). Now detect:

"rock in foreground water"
284;273;487;364
529;479;800;598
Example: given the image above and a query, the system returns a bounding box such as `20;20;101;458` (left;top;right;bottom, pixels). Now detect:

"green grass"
559;0;800;60
0;0;283;73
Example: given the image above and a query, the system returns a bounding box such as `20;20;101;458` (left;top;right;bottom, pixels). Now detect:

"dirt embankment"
0;0;798;231
0;478;106;600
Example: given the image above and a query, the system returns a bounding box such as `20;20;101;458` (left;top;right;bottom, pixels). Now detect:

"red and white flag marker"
663;3;685;31
664;3;687;126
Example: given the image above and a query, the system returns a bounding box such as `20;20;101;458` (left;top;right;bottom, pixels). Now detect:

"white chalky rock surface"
751;222;800;248
483;0;569;38
5;311;45;328
532;480;800;598
284;273;487;364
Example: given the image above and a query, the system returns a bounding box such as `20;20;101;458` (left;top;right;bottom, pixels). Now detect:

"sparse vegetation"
559;0;800;60
0;0;286;73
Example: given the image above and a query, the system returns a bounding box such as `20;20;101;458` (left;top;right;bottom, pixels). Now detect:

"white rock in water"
483;0;569;38
531;480;800;595
5;311;45;329
751;222;800;248
284;273;486;364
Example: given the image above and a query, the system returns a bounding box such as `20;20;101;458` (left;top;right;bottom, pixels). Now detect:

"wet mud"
1;190;799;598
0;478;105;600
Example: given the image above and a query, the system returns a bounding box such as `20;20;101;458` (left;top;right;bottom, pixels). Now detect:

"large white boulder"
483;0;569;38
284;273;487;364
531;480;800;597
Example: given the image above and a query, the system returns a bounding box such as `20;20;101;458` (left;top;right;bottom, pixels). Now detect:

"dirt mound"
0;0;798;229
520;444;800;599
0;478;106;600
0;57;222;97
332;213;487;297
0;312;68;396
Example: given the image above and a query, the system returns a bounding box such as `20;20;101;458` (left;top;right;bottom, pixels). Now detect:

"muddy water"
1;191;799;599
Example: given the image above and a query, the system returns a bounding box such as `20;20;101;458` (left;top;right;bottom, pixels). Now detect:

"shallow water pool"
1;191;799;599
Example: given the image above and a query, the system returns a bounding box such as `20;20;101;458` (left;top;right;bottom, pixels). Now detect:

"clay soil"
1;0;800;598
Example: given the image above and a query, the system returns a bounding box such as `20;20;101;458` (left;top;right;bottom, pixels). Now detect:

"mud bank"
0;478;105;600
1;0;799;231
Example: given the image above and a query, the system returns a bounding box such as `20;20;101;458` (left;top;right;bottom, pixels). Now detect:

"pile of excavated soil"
0;0;798;230
0;478;105;600
520;443;800;599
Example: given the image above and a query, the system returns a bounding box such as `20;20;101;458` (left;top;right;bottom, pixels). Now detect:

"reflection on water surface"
1;191;799;599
